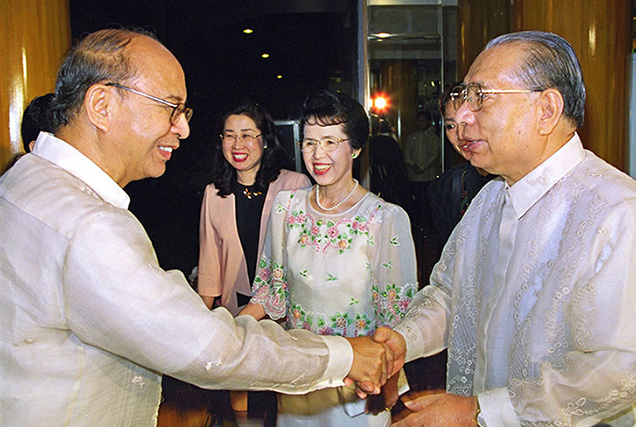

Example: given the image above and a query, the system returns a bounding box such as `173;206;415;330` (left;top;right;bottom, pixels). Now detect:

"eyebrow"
306;134;345;139
223;128;258;132
164;94;184;103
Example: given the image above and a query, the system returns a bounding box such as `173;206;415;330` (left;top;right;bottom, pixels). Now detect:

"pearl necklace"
316;179;359;211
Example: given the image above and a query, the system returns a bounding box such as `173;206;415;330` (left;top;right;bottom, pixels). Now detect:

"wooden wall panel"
512;0;632;170
456;0;511;80
0;0;70;168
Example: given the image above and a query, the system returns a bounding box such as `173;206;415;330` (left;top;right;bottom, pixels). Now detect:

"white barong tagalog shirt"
0;132;352;426
396;134;636;426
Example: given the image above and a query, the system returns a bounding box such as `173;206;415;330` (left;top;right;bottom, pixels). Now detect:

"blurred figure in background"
426;85;495;246
403;110;441;227
2;93;55;174
368;116;413;216
21;93;56;152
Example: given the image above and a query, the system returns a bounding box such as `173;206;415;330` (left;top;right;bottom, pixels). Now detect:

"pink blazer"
198;169;310;315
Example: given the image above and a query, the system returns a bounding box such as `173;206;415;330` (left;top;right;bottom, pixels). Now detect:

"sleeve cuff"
394;321;424;363
478;388;520;427
312;335;352;390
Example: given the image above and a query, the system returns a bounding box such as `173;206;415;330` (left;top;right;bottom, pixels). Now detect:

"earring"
352;153;357;159
263;144;268;149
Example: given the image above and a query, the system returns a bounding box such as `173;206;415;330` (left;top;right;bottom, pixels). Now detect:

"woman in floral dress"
239;90;417;426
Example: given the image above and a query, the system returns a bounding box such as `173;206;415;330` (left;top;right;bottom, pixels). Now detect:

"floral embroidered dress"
251;187;418;427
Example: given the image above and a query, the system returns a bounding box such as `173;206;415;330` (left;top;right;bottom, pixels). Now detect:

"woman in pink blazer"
198;101;310;315
198;101;309;425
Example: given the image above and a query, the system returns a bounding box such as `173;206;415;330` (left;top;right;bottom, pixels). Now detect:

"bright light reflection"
261;53;270;59
9;49;28;153
588;25;596;56
374;96;387;110
243;28;253;34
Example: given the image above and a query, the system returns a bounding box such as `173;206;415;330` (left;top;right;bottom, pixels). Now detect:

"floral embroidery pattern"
284;282;415;336
372;283;415;327
256;192;416;342
251;256;288;319
285;210;376;254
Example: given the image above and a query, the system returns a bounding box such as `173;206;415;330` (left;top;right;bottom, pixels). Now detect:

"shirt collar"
32;132;130;209
506;133;585;219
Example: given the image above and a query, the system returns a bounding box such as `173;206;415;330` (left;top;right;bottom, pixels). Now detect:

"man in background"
404;110;441;225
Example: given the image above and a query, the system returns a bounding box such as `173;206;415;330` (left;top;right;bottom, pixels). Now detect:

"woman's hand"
237;302;266;320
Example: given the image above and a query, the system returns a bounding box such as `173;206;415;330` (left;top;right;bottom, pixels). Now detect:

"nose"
172;114;190;140
231;136;244;149
312;145;328;159
454;102;474;141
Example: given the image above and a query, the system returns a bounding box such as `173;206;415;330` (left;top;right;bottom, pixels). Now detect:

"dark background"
70;0;359;277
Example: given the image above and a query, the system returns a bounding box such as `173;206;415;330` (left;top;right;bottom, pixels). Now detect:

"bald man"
0;29;395;426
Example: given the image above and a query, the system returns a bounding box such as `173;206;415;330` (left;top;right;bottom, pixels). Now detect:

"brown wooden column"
456;0;511;81
0;0;71;168
380;60;418;147
512;0;632;171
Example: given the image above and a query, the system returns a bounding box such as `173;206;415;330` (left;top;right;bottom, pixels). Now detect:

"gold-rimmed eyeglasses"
220;132;262;143
298;137;349;153
450;83;540;112
106;82;193;125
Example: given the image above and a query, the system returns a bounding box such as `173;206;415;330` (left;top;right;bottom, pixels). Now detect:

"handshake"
344;327;406;397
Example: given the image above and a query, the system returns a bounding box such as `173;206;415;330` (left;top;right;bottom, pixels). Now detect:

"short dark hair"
378;119;392;134
21;93;56;152
52;28;158;128
486;31;586;128
300;90;369;151
438;83;461;117
211;100;294;197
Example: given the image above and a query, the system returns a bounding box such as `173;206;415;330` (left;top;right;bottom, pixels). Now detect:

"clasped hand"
344;327;407;397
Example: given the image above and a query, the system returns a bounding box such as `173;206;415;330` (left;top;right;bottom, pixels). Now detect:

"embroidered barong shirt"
396;134;636;426
0;132;352;426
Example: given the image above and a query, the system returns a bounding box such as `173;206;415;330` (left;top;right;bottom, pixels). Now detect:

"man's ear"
84;84;112;132
537;89;564;135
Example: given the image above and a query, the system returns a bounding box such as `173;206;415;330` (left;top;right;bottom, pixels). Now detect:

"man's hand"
373;327;407;377
366;371;400;415
344;336;394;396
391;392;478;427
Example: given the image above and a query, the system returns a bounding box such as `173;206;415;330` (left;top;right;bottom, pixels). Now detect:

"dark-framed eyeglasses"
220;132;262;143
106;82;193;125
450;83;539;112
298;137;349;153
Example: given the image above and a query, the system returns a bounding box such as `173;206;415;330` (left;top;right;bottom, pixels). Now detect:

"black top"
368;134;413;214
233;180;269;305
427;163;496;244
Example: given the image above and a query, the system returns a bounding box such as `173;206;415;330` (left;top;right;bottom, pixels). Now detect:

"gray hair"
52;28;158;128
486;31;586;128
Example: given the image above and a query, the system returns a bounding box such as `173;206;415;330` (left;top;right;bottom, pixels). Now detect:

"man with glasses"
380;31;636;426
0;29;396;425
